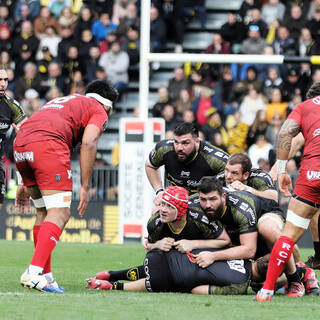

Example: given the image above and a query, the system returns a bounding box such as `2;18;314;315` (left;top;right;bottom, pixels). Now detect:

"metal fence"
4;164;119;202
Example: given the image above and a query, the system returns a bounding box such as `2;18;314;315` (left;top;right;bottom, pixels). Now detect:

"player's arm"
246;187;278;202
194;232;258;268
276;119;301;197
78;124;101;216
145;160;164;206
146;237;175;252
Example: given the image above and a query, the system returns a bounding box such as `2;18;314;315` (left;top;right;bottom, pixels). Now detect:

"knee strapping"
43;192;72;209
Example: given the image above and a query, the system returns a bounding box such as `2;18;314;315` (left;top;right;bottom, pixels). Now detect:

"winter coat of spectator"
263;66;283;101
167;67;190;102
57;25;76;62
247;8;268;38
0;4;14;32
49;0;70;19
272;25;298;56
151;86;172;118
238;0;261;20
282;4;307;40
74;6;95;39
33;6;58;40
117;2;140;37
265;88;288;124
35;26;61;60
121;27;140;66
298;27;320;57
150;6;166;52
261;0;285;26
307;6;320;44
240;25;266;54
112;0;136;26
77;28;98;62
14;0;40;22
91;12;117;42
83;45;101;83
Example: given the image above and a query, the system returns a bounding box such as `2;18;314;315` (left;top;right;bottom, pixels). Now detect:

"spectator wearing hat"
247;7;268;38
33;6;58;41
14;43;35;77
36;45;53;82
0;23;11;53
282;67;303;102
92;12;117;42
241;25;266;54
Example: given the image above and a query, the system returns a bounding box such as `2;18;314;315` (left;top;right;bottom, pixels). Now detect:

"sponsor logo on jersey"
201;215;209;224
312;96;320;105
240;202;249;211
247;207;256;225
209;221;219;231
307;170;320;180
67;170;72;179
189;210;199;219
14;151;34;162
0;122;9;129
204;146;213;153
56;174;61;182
144;258;152;292
313;128;320;137
186;179;198;187
181;170;190;178
228;195;239;205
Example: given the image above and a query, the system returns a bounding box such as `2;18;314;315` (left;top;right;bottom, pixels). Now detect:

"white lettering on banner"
135;148;144;219
123;162;133;218
307;170;320;180
14;151;34;162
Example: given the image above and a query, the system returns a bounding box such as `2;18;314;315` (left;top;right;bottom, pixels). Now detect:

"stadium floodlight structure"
138;0;320;120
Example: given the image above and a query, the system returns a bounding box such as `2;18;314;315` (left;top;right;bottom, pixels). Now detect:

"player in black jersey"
93;185;230;282
0;68;26;209
145;122;229;206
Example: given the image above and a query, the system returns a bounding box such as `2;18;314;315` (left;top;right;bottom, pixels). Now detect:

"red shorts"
294;169;320;205
14;140;72;190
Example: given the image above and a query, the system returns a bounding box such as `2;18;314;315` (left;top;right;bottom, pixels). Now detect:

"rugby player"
256;81;320;301
14;79;118;293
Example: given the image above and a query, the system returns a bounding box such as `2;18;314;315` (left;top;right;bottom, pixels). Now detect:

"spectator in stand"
239;85;267;127
161;103;182;133
6;68;16;95
35;26;61;60
69;70;85;94
183;0;206;31
121;26;140;66
0;23;12;53
62;44;85;83
84;45;101;83
286;93;302;117
150;6;166;53
0;4;14;33
220;12;247;54
204;33;231;54
282;4;307;41
39;60;69;97
265;112;283;149
298;27;320;57
77;28;98;62
16;61;41;101
21;88;42;116
112;0;136;26
247;7;268;38
99;40;129;97
57;25;75;62
283;0;310;20
14;0;40;22
36;46;54;83
151;85;172;118
45;84;63;101
0;49;14;70
33;6;58;41
167;67;190;103
56;6;78;33
263;66;284;101
154;0;184;53
117;2;140;37
248;135;273;169
83;0;114;17
74;6;94;39
219;66;236;109
265;88;288;124
261;0;285;27
225;110;249;154
49;0;69;19
15;44;35;77
91;11;117;42
175;88;193;117
307;5;320;44
99;29;119;54
191;84;223;127
272;24;298;56
307;0;320;20
246;109;268;147
95;65;107;81
238;0;261;21
241;25;266;54
282;67;303;102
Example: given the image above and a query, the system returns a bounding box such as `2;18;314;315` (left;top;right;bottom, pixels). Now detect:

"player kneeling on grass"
14;79;118;293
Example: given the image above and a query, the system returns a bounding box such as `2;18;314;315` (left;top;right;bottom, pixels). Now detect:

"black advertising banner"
0;200;119;243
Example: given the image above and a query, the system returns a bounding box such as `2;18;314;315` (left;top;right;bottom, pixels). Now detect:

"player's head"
0;67;8;96
197;176;226;220
160;186;189;222
173;122;200;163
85;79;119;115
251;254;270;283
225;153;252;185
306;81;320;99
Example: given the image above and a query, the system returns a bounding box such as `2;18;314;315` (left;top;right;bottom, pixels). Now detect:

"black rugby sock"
313;241;320;260
112;281;124;290
109;266;145;281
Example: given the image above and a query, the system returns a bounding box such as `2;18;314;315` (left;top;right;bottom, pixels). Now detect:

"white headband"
86;93;113;108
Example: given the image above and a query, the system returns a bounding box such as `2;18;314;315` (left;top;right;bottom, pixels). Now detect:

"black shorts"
0;161;5;203
144;249;175;292
259;197;284;218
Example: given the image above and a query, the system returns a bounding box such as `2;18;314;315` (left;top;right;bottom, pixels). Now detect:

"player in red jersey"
14;79;118;293
255;82;320;301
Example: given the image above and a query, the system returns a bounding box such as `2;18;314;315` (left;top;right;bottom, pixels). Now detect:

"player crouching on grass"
14;79;118;293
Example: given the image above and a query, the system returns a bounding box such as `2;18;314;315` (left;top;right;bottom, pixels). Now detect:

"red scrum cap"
162;186;189;220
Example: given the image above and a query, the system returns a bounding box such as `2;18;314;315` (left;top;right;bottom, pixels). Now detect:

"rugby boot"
305;256;320;270
86;278;113;290
286;281;305;297
254;289;273;301
95;270;110;280
296;261;320;296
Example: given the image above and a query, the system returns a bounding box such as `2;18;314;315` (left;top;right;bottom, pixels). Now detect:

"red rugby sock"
33;225;41;247
263;235;295;291
31;222;62;269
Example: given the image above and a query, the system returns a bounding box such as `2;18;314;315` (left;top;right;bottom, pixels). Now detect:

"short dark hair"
173;122;198;138
197;176;223;195
306;81;320;99
227;153;252;174
85;79;119;103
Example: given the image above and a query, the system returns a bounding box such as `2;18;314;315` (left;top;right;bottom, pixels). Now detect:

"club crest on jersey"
56;174;61;182
307;170;320;180
312;96;320;105
180;171;190;178
313;129;320;137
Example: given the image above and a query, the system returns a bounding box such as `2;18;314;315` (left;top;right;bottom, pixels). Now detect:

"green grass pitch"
0;240;320;320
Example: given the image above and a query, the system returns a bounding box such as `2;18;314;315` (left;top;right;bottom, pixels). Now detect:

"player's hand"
278;173;292;197
268;163;277;183
143;238;150;251
12;118;28;133
230;181;246;191
194;251;215;268
15;185;31;213
174;240;193;253
153;191;163;207
78;186;89;217
155;237;174;251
